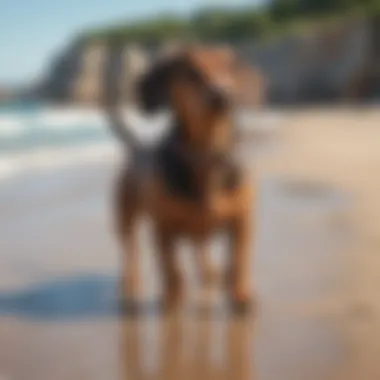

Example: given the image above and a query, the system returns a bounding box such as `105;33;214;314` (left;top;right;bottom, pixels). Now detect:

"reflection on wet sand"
121;312;254;380
120;300;349;380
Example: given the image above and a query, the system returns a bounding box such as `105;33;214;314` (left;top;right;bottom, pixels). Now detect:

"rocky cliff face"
241;17;379;103
44;42;149;105
43;17;379;105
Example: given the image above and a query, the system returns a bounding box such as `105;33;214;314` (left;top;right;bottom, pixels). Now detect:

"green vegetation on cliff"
81;0;380;45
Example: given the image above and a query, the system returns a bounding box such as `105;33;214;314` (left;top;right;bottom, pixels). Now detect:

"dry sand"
257;106;380;380
0;106;379;380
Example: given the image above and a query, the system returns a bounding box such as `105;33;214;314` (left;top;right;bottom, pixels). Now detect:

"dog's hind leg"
228;215;254;313
119;215;141;304
196;239;218;288
115;175;142;307
155;230;184;311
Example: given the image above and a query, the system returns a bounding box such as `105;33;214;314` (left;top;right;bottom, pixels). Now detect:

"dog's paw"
119;298;140;317
229;292;256;316
231;299;253;315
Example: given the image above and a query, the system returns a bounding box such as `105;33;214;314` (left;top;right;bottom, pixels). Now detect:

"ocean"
0;102;280;182
0;102;173;181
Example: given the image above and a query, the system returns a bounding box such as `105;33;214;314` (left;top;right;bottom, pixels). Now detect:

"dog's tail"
103;46;140;153
104;103;139;153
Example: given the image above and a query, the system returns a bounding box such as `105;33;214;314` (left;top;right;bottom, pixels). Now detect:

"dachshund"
104;45;264;313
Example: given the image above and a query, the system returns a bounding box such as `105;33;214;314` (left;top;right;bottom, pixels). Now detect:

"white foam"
0;142;119;181
0;106;170;138
36;107;106;129
0;107;108;140
0;115;28;137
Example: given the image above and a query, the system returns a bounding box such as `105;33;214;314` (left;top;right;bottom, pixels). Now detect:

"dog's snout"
207;87;229;110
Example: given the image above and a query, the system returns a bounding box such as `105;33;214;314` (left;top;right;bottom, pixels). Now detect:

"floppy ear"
236;62;267;110
137;58;177;113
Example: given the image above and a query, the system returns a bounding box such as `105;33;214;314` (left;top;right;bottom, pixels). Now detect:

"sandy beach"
0;107;379;380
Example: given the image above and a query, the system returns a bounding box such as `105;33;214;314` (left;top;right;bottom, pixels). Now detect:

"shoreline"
0;107;379;378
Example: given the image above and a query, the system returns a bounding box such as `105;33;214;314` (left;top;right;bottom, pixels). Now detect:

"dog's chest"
151;192;231;237
156;135;240;202
150;141;244;236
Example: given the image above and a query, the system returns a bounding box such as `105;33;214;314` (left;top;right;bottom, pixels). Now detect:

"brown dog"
104;45;263;312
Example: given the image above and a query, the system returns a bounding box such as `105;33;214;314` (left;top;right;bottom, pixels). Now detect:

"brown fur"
105;46;263;312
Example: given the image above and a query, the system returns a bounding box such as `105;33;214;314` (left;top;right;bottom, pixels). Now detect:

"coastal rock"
241;18;379;103
45;42;149;105
43;17;379;105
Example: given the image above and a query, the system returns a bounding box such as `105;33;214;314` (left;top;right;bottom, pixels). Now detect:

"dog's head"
137;46;264;151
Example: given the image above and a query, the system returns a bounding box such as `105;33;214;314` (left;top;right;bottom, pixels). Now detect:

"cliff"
42;17;379;105
241;17;380;103
44;42;149;105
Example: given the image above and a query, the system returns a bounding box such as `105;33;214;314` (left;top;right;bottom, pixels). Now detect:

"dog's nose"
208;87;229;110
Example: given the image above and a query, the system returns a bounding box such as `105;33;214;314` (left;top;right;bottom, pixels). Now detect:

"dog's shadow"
0;274;251;321
0;274;126;320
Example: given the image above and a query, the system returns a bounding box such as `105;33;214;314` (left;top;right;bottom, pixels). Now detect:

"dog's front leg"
196;239;218;287
156;230;184;310
228;214;254;313
119;220;141;308
115;174;142;308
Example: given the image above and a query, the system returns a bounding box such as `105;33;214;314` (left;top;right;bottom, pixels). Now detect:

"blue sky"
0;0;263;86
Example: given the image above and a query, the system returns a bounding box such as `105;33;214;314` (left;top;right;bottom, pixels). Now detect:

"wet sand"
0;107;379;380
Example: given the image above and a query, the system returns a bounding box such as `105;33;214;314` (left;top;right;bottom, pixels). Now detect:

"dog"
104;45;264;313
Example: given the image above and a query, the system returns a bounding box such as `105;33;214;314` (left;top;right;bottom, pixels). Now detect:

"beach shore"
0;107;379;380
